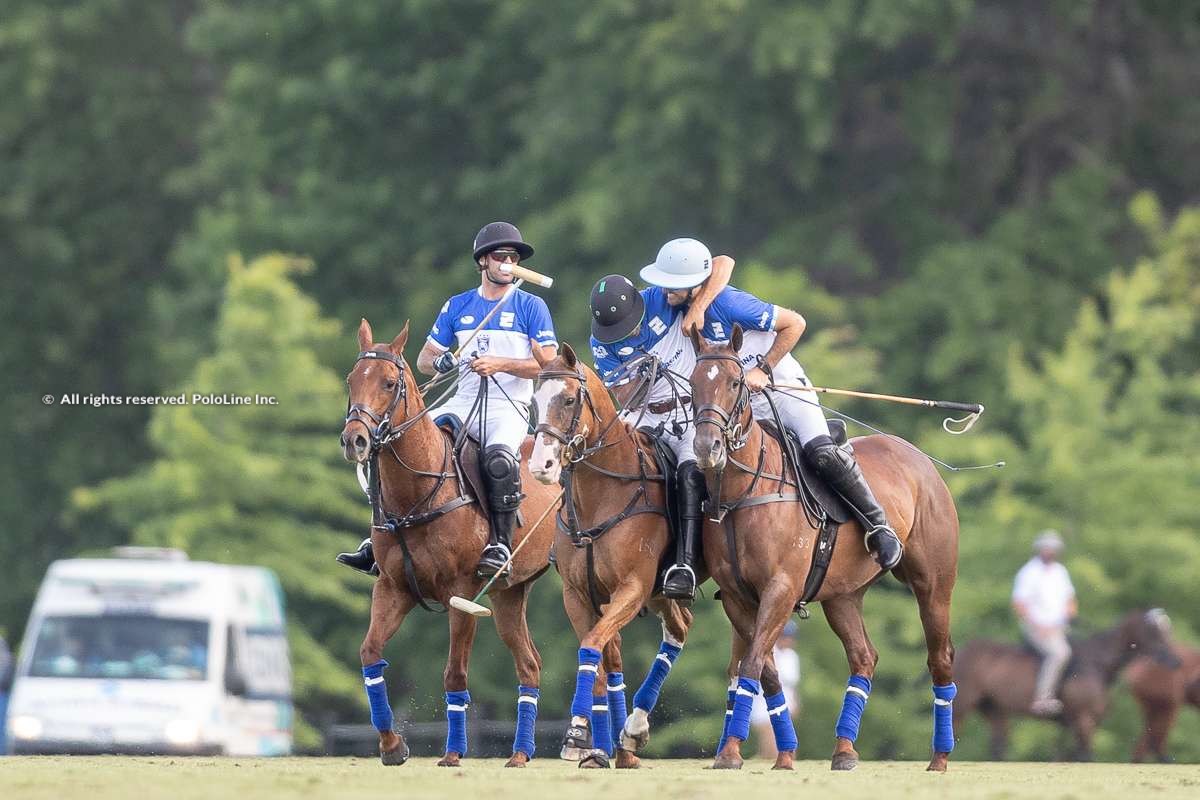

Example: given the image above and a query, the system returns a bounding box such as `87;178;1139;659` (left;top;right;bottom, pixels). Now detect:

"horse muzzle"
529;435;563;484
340;423;371;463
695;437;726;471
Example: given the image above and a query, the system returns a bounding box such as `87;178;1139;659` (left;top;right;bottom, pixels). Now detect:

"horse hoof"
927;752;949;772
505;752;529;768
379;732;409;766
711;755;743;770
579;749;610;769
620;710;650;751
437;752;462;767
615;749;641;769
831;752;859;771
772;752;795;771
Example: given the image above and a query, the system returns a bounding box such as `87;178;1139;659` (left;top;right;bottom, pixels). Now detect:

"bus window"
29;616;209;680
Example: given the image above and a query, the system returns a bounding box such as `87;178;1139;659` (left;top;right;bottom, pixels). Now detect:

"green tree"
73;254;370;748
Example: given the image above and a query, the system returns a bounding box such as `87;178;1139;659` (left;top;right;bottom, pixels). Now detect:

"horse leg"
715;581;797;771
896;518;958;772
620;598;693;756
491;581;542;768
715;628;750;757
1071;714;1097;762
984;709;1009;761
359;580;417;766
822;590;878;771
758;652;797;770
1135;703;1176;763
437;607;478;767
601;636;642;769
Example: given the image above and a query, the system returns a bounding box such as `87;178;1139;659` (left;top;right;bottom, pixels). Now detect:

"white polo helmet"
639;238;713;289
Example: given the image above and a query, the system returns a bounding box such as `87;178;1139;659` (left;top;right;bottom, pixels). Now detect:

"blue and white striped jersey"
428;287;557;405
590;287;694;404
699;286;805;382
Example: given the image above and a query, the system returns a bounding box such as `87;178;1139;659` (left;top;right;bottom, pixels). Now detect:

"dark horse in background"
341;320;560;767
688;327;962;772
954;609;1178;760
1126;642;1200;762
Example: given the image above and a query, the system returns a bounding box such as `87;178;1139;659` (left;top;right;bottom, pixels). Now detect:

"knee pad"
484;444;519;480
802;434;844;473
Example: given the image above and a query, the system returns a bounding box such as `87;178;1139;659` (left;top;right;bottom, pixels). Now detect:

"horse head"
1126;608;1180;669
689;324;752;473
529;343;597;485
340;318;419;463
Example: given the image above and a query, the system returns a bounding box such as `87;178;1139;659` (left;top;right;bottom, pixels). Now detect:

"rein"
347;349;474;613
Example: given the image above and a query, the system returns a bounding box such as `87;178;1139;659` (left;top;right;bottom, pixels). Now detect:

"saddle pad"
758;420;853;524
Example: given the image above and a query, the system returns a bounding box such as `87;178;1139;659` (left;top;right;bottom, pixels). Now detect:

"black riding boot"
803;435;903;570
336;538;380;576
477;444;523;579
662;461;705;605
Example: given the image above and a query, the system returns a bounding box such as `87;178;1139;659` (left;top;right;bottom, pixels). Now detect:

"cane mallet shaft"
449;488;565;617
770;382;986;434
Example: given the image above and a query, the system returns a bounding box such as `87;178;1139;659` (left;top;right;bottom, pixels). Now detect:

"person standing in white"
337;222;558;579
1012;530;1077;715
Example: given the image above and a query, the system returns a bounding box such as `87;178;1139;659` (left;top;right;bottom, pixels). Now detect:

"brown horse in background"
528;345;700;769
688;327;961;772
341;320;559;767
1126;643;1200;762
953;609;1177;760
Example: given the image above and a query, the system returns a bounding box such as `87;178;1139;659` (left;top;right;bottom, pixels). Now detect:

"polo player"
640;238;903;570
1012;529;1077;715
338;221;558;578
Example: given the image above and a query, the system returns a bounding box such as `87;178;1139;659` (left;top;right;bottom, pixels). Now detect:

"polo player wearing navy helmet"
338;222;558;579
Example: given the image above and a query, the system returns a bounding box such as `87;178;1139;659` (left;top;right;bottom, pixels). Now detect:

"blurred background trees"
2;0;1198;760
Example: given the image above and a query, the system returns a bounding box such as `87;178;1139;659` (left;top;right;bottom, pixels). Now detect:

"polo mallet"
771;382;986;434
449;487;565;617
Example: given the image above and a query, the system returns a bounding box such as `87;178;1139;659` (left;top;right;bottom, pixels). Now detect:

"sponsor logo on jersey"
710;321;725;339
477;334;490;353
758;309;770;329
592;345;609;359
617;346;634;356
538;329;555;338
648;316;667;335
461;315;475;324
499;311;515;328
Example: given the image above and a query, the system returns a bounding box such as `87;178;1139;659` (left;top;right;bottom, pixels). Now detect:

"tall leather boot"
803;435;903;570
477;444;523;579
662;460;705;605
336;538;379;576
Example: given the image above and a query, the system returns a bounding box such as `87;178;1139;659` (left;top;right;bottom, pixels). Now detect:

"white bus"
5;548;292;755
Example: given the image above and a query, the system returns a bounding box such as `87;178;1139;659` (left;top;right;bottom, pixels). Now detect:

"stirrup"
475;543;513;579
662;563;697;603
863;526;902;570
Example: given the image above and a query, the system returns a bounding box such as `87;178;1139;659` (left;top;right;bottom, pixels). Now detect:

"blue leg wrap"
728;677;760;743
835;675;871;742
715;681;736;754
362;659;394;733
632;640;682;713
591;696;613;756
932;683;957;753
513;685;539;758
445;689;471;755
606;672;628;752
571;647;602;719
765;691;799;753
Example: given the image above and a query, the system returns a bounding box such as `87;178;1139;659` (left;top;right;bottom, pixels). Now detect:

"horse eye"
564;396;576;406
384;379;396;390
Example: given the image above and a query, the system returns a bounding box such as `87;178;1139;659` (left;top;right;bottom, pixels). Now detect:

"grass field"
3;757;1199;800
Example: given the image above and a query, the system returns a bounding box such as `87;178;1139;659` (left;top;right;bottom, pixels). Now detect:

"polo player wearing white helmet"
642;238;903;571
337;222;558;579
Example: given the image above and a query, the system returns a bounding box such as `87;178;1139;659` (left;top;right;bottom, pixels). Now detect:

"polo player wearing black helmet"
586;251;734;604
338;222;558;579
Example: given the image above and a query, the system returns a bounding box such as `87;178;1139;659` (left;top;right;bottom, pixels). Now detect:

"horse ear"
390;320;410;353
730;323;743;352
562;342;578;368
358;318;373;351
689;325;705;353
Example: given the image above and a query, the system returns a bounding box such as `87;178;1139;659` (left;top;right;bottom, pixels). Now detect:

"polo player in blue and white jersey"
338;222;558;579
586;247;732;603
641;238;903;571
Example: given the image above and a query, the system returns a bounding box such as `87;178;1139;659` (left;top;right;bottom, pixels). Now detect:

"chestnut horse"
688;327;961;772
341;320;559;767
953;609;1177;760
527;345;706;769
1127;644;1200;762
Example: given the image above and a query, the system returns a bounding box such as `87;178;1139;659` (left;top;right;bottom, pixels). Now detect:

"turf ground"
2;757;1198;800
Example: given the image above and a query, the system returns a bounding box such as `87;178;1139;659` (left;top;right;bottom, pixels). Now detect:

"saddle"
757;418;853;525
434;415;526;528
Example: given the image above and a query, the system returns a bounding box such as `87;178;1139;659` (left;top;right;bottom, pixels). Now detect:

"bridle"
693;352;752;453
533;368;594;464
344;349;418;451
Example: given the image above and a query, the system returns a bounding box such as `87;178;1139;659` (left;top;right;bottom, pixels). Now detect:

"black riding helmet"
590;274;645;344
473;221;534;262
